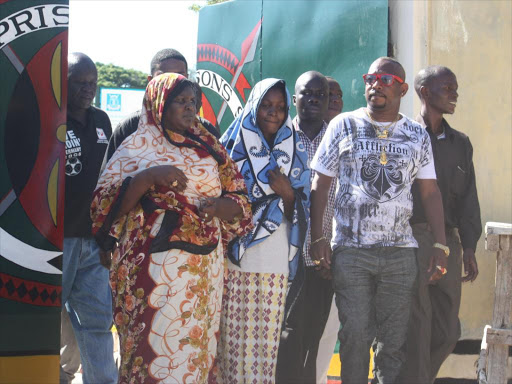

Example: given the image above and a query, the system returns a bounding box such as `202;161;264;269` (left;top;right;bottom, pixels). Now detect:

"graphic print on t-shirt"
96;128;108;144
65;130;82;176
353;137;411;202
310;108;436;248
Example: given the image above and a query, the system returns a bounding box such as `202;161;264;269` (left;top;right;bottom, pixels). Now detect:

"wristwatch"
433;242;450;257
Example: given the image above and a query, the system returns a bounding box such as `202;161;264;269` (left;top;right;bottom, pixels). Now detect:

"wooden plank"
486;222;512;236
486;234;500;252
500;235;510;251
483;222;512;383
486;327;512;346
492;249;512;327
487;344;509;383
487;247;512;383
476;348;488;384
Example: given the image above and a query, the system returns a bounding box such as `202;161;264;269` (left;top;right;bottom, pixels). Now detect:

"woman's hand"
115;165;188;220
268;167;295;221
268;167;294;201
145;165;188;191
198;197;243;222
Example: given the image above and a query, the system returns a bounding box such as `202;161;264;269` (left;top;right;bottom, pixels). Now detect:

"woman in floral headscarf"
213;78;310;383
91;73;252;384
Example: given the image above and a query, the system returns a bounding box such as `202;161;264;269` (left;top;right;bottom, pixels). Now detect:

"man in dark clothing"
398;66;481;384
276;71;333;384
60;52;117;384
325;76;344;123
102;49;219;170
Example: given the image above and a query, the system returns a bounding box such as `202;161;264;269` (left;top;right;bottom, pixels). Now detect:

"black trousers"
276;266;334;384
397;224;463;384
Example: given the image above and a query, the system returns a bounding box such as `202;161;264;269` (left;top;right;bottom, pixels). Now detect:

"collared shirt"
311;108;436;249
411;118;482;251
293;117;336;266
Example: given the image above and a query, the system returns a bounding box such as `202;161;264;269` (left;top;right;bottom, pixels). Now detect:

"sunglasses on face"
363;73;404;86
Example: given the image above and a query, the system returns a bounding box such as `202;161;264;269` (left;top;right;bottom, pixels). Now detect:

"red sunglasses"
363;73;404;86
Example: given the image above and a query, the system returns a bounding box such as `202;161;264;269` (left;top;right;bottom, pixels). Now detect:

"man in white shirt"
309;57;448;383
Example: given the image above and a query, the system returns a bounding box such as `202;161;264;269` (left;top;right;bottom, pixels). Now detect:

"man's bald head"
68;52;96;79
67;53;97;111
295;71;328;94
365;57;408;117
414;65;455;98
368;57;406;81
294;71;329;123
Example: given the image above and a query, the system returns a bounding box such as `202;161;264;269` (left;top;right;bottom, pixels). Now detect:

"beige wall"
390;0;512;378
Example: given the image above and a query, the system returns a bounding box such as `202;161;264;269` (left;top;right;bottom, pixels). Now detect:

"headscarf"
91;73;252;259
221;78;310;280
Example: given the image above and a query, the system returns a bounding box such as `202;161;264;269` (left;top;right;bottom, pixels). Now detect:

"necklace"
364;108;399;165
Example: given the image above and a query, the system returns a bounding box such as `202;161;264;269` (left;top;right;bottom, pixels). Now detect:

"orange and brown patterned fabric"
91;73;252;383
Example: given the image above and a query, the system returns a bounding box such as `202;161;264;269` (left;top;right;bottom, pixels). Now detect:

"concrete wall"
390;0;512;379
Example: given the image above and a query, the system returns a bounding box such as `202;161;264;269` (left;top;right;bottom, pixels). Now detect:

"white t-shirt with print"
310;107;436;249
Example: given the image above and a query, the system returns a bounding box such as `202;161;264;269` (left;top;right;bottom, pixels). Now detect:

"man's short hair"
414;66;455;97
150;49;188;76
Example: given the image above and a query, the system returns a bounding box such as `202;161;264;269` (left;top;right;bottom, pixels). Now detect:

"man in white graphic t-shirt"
309;57;448;383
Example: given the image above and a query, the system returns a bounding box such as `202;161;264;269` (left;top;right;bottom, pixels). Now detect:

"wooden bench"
477;222;512;383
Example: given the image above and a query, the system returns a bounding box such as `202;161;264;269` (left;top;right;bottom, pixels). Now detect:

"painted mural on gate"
196;0;389;134
0;1;68;382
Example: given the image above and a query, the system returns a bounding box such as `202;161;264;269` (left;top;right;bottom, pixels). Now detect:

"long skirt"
213;223;290;384
113;243;224;384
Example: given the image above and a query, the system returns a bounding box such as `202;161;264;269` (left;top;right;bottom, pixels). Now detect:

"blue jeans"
62;237;118;384
332;246;417;384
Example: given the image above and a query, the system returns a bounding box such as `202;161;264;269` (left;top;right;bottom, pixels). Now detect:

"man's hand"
311;238;332;270
462;248;479;282
427;247;448;283
315;266;332;280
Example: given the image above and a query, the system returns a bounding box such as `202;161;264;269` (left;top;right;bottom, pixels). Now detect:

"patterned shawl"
221;78;310;280
91;73;252;260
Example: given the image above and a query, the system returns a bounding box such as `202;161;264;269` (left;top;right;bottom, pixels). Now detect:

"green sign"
196;0;388;134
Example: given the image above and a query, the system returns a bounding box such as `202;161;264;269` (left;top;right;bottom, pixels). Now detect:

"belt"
412;222;458;236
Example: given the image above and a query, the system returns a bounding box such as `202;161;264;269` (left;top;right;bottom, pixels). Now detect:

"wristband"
311;236;327;246
433;242;450;257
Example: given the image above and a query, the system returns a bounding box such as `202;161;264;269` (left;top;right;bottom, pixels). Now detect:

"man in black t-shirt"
101;48;219;171
60;53;117;384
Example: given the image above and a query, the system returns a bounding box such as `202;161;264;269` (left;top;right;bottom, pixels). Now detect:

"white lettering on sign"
195;69;244;119
0;4;69;48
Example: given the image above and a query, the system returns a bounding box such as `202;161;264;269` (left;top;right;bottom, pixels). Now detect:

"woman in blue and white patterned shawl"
213;78;310;383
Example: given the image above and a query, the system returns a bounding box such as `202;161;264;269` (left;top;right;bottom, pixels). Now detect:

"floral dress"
91;73;252;384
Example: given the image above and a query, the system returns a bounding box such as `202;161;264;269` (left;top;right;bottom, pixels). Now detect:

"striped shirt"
293;117;337;267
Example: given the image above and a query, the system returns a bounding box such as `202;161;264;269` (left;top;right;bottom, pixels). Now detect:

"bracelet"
433;242;450;257
311;236;327;246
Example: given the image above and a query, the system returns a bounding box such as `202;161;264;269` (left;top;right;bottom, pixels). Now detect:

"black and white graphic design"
65;130;81;176
353;139;411;202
